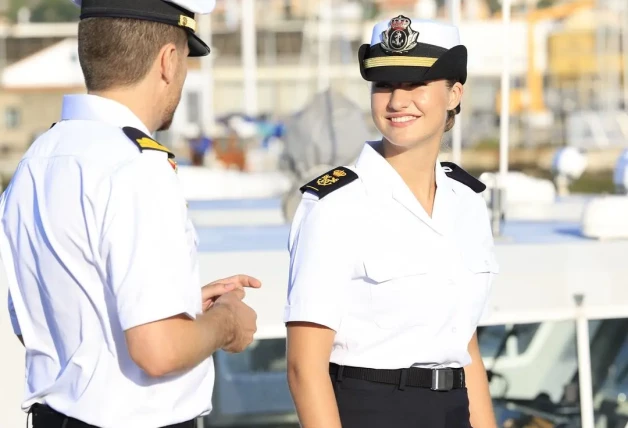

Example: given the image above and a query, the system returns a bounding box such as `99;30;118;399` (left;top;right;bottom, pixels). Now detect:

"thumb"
231;287;246;300
202;282;236;300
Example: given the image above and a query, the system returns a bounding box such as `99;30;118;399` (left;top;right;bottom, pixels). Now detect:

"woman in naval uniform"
283;16;499;428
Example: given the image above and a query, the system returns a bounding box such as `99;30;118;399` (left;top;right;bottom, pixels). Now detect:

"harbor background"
1;0;628;427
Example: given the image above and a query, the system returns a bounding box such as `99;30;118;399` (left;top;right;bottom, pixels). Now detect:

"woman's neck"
381;138;441;217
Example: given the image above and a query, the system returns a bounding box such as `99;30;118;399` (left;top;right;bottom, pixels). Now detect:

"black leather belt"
29;403;196;428
329;363;465;391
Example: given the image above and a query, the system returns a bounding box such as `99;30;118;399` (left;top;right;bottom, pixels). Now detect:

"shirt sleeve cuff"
283;304;341;332
119;303;197;331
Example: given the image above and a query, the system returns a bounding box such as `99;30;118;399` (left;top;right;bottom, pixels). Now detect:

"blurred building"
0;0;626;157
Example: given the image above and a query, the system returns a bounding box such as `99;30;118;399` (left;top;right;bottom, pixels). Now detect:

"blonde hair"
444;110;456;132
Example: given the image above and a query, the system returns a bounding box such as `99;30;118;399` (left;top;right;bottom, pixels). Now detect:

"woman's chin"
380;125;441;150
382;132;425;149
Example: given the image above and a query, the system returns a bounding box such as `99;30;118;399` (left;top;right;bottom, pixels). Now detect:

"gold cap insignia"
178;15;197;33
381;15;419;54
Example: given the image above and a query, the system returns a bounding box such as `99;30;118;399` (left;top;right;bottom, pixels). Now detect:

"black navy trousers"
29;403;197;428
332;375;473;428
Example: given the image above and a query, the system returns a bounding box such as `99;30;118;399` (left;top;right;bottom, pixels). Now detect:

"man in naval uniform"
0;1;260;427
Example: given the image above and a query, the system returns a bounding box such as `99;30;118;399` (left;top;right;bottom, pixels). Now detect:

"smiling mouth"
388;115;420;124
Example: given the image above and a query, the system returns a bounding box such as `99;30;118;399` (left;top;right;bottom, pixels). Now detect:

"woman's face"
370;79;462;150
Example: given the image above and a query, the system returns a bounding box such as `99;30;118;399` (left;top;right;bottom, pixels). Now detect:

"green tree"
6;0;79;22
537;0;557;9
487;0;502;15
5;0;30;22
30;0;79;22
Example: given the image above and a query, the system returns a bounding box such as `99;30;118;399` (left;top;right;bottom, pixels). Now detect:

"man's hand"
201;274;262;312
212;288;258;353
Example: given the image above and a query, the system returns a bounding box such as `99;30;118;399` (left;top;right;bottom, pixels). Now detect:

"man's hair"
78;17;188;92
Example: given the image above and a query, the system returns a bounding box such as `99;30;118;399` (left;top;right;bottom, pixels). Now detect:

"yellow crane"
496;0;595;116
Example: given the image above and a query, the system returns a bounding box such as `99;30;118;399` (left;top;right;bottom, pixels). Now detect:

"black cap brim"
188;33;210;57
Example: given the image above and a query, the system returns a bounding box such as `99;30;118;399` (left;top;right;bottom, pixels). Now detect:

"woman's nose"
388;87;411;111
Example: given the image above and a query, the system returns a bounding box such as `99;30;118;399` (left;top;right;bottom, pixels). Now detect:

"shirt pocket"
363;253;435;329
460;247;499;325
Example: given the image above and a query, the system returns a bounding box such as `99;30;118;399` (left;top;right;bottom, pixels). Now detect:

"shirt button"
452;327;457;333
447;279;455;286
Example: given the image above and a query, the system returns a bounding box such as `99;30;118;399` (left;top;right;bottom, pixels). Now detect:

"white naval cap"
368;17;461;50
71;0;216;56
358;15;468;111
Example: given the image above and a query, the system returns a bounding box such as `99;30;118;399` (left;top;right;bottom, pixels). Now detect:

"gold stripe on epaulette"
136;137;173;156
364;57;438;68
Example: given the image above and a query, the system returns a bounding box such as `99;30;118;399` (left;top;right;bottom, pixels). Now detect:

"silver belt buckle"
431;368;454;391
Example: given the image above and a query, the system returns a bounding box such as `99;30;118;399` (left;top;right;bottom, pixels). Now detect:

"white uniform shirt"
284;141;499;370
0;94;213;427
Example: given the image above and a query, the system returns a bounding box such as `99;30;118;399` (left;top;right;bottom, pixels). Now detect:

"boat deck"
189;197;616;253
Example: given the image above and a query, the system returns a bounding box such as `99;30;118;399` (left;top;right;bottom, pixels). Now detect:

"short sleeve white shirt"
284;141;499;370
0;94;213;427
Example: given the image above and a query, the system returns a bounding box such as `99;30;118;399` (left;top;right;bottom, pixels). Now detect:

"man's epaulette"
441;161;486;193
122;126;175;159
299;167;358;199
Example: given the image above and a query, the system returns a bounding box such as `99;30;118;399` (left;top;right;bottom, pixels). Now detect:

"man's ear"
158;43;179;85
448;82;464;111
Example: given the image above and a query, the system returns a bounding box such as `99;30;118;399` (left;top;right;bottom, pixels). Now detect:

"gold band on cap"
178;15;197;32
364;57;438;68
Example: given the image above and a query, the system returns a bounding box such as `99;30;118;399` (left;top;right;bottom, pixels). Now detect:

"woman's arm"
464;331;498;428
286;321;342;428
284;185;360;427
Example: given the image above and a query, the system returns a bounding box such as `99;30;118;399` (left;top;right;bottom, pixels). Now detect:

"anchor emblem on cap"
380;15;419;54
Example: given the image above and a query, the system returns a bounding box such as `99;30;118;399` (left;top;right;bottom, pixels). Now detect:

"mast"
449;0;462;165
494;0;512;237
199;14;215;136
241;0;259;116
317;0;332;92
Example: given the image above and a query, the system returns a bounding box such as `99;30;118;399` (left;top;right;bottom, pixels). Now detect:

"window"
478;323;541;358
5;107;21;129
218;339;287;375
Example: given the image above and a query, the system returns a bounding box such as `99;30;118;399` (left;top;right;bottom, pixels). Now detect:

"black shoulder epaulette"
122;126;174;159
299;166;358;199
441;161;486;193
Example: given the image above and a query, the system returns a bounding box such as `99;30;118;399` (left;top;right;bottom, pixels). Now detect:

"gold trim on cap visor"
364;57;437;68
178;15;197;32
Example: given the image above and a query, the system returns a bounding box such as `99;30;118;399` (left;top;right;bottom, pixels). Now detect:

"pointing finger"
220;275;262;289
202;282;236;301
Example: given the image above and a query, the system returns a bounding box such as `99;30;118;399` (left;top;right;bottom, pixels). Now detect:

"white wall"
0;266;27;428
